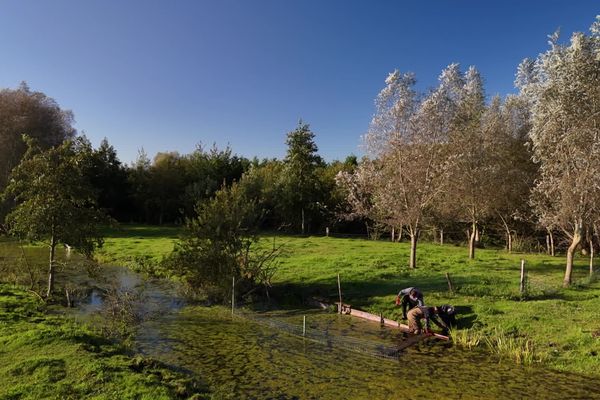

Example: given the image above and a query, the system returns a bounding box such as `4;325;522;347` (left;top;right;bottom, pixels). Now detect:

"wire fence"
236;311;424;361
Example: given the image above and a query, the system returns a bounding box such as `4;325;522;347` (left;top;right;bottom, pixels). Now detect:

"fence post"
445;272;454;293
337;273;343;314
303;315;306;336
519;259;526;296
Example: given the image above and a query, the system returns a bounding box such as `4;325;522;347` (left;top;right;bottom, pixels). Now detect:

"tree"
282;121;323;234
87;138;131;220
2;136;107;298
521;18;600;286
181;144;249;218
0;83;76;219
485;95;537;252
341;68;454;268
165;182;278;302
445;65;490;259
148;152;186;225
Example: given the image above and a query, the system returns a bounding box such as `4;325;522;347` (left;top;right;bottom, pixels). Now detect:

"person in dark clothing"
407;305;456;335
438;304;457;331
395;287;424;320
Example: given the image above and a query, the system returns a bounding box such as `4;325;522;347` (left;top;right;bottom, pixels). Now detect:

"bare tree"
522;18;600;286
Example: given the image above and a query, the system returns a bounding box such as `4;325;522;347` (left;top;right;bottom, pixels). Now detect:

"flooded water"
2;239;600;399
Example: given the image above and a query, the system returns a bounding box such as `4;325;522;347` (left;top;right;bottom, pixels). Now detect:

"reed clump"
453;327;545;365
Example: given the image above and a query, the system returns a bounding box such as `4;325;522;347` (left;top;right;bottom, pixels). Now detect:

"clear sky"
0;1;597;164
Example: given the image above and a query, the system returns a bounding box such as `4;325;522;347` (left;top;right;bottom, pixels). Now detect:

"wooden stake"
232;276;235;315
520;259;526;296
445;272;454;293
303;315;306;336
337;273;343;314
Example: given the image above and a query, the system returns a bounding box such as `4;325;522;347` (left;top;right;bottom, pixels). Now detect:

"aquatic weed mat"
235;309;437;361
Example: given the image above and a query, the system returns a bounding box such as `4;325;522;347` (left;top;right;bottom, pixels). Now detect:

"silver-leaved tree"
521;17;600;286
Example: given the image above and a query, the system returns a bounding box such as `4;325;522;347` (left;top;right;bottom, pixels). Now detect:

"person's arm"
417;296;424;307
402;297;408;319
430;315;448;330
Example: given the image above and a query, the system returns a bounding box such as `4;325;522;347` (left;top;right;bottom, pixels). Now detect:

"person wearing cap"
406;305;456;335
395;287;424;320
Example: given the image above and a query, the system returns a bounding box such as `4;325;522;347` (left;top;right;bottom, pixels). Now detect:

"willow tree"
354;68;453;268
444;66;495;260
521;18;600;286
3;136;106;297
482;95;536;252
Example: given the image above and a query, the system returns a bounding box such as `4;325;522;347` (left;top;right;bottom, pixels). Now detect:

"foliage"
281;121;324;233
520;17;600;285
2;136;108;297
164;183;279;302
0;82;76;220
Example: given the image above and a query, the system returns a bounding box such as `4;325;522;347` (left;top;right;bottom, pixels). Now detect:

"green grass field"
95;225;600;376
0;284;208;400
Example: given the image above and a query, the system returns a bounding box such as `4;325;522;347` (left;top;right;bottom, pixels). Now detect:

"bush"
164;183;280;303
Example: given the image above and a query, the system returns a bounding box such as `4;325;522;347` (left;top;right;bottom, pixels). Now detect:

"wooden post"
337;273;342;314
440;228;444;245
232;276;235;315
519;259;526;296
445;272;454;293
546;235;551;255
303;315;306;336
391;227;395;242
326;227;329;237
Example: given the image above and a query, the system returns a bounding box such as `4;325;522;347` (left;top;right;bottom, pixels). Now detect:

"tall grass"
453;327;545;365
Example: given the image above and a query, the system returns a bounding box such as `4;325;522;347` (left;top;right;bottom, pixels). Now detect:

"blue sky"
0;1;597;164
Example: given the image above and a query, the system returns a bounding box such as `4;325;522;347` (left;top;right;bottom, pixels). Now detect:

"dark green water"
2;240;600;399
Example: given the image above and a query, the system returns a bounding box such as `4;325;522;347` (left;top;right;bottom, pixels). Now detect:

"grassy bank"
0;284;208;400
97;225;600;376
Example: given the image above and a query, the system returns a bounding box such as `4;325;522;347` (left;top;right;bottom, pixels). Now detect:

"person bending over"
395;287;424;320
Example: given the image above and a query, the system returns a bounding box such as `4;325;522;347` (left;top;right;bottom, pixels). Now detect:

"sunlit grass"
0;284;208;399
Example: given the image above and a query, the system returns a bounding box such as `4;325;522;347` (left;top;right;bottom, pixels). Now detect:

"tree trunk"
590;238;594;277
549;229;555;257
409;229;419;269
301;208;305;235
469;221;476;259
499;215;511;252
440;228;444;245
546;235;551;255
47;234;57;298
564;220;582;287
391;227;395;242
